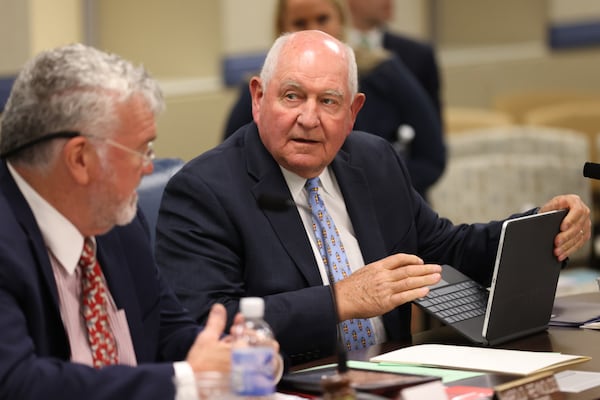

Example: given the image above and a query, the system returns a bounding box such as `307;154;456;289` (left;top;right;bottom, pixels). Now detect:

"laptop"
414;209;567;346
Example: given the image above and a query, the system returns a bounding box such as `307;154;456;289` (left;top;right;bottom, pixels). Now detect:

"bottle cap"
240;297;264;319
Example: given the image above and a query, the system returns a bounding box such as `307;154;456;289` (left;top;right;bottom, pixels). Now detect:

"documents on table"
551;294;600;327
346;360;483;383
581;321;600;330
399;379;448;400
555;370;600;393
370;344;591;376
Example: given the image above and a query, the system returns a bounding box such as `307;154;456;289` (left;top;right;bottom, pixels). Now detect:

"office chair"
444;106;513;135
493;89;600;123
0;76;15;113
137;157;185;247
522;100;600;161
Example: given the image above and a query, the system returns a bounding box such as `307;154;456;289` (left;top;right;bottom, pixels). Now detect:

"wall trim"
158;77;223;97
1;76;223;110
439;41;546;67
222;51;267;87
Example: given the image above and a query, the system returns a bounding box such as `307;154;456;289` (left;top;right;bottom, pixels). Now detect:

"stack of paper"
551;294;600;327
370;344;590;376
581;321;600;330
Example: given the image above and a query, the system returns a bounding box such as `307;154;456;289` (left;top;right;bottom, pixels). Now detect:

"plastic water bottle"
231;297;276;399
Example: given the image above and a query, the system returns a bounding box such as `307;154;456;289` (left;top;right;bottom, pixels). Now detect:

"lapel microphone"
257;193;349;374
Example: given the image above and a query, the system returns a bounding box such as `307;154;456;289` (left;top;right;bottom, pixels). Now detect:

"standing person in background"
223;0;446;199
0;43;282;400
156;30;591;367
346;0;443;117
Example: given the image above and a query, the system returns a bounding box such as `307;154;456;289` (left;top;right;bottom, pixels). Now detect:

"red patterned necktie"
79;238;118;368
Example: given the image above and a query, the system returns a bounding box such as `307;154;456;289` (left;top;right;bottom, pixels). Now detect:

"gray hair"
0;43;164;165
259;31;358;98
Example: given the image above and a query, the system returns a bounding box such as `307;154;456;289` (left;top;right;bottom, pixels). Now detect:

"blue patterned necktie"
305;177;375;350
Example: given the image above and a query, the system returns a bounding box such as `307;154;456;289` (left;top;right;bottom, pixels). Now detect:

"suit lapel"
330;149;411;335
0;162;61;309
245;126;323;286
330;149;387;264
95;230;148;360
95;233;129;310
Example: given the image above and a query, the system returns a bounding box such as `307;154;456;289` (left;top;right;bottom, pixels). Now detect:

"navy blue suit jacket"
382;31;442;115
0;161;200;400
356;55;445;196
155;124;519;365
222;55;445;198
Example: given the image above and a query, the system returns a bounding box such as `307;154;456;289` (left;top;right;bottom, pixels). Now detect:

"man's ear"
249;77;264;123
350;92;366;122
62;137;93;185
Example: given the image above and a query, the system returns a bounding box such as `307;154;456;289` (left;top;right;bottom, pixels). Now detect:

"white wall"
0;0;30;74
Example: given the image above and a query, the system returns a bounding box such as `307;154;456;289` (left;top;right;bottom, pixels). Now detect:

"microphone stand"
320;284;357;399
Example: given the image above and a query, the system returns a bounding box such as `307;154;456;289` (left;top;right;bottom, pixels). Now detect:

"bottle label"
231;347;275;396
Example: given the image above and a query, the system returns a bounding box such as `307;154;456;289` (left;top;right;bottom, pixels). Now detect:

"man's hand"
334;253;442;321
186;303;284;380
538;194;591;261
186;303;233;373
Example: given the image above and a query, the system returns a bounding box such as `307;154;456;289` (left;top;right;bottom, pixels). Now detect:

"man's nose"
296;100;320;129
142;160;154;175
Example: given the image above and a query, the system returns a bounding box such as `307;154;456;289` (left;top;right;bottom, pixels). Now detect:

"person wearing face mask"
222;0;445;199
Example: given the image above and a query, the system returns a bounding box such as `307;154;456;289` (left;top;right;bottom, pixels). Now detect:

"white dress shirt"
347;27;385;51
281;166;387;344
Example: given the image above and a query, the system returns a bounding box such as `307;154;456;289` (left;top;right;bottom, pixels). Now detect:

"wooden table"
290;292;600;399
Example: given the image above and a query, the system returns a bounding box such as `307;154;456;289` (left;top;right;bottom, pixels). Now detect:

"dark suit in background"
155;124;516;365
382;31;442;116
0;161;199;400
356;53;445;196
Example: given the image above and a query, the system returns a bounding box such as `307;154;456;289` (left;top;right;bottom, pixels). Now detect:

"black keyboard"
415;280;489;324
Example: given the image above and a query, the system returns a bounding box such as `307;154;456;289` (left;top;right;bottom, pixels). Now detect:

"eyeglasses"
94;137;155;168
0;130;155;168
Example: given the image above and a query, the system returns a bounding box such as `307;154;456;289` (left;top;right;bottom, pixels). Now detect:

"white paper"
555;370;600;393
370;344;589;376
581;321;600;330
399;380;447;400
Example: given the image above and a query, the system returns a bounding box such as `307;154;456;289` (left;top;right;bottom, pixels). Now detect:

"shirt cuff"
173;361;198;400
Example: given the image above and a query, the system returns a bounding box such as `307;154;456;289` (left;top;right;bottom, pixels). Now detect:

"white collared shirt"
347;27;385;50
281;166;387;344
